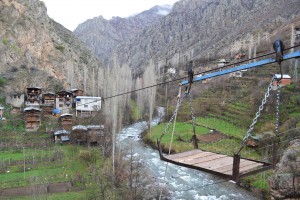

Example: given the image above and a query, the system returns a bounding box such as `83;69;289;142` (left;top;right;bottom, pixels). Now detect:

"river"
117;108;261;200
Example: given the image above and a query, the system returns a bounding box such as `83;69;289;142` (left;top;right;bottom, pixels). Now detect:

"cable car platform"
157;142;272;181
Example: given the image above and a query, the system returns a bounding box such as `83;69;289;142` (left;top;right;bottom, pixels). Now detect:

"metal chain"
187;92;196;136
159;86;185;141
275;82;281;136
187;92;198;149
240;76;276;146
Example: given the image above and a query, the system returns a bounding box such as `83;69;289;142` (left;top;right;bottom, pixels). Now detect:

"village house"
0;106;4;120
40;92;56;115
230;71;243;78
86;125;105;146
217;59;229;67
71;89;84;107
295;27;300;38
56;90;73;114
25;87;42;108
5;92;24;113
272;74;292;90
71;89;84;97
75;96;101;117
72;125;88;144
24;107;41;131
54;129;71;144
60;114;73;130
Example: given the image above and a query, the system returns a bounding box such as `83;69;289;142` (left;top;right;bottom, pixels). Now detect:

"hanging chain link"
187;92;196;135
159;86;186;141
275;81;281;136
240;76;276;146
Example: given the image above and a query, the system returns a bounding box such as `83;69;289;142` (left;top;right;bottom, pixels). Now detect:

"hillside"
75;0;300;75
0;0;105;95
74;5;173;66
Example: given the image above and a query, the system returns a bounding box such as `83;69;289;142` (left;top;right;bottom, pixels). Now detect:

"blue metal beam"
181;50;300;85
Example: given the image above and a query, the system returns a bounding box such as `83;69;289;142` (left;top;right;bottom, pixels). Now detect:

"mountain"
0;0;104;95
116;0;300;72
75;0;300;75
74;5;173;65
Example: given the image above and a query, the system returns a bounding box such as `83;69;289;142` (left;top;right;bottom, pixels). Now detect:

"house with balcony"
75;96;101;117
56;91;73;114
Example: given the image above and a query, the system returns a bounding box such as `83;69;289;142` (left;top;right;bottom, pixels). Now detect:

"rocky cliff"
74;5;172;66
118;0;300;73
75;0;300;75
0;0;104;95
269;139;300;199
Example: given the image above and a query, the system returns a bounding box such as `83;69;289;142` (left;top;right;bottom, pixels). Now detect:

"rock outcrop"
74;5;172;65
0;0;104;95
269;139;300;200
75;0;300;75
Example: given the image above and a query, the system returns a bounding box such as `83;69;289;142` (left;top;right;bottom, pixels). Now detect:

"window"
59;104;63;107
84;105;88;108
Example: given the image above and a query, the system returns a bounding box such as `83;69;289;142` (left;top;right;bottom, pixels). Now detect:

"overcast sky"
41;0;179;31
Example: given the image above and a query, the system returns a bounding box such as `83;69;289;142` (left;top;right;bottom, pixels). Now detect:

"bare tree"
143;60;157;137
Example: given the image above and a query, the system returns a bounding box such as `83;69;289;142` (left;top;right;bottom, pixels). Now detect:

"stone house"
5;92;24;113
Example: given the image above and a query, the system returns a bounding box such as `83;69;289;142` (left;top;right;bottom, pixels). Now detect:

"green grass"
242;171;272;192
0;145;91;189
148;122;210;151
146;117;260;158
195;117;246;139
3;191;86;200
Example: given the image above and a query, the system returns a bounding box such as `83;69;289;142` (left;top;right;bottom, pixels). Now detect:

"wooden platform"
157;141;272;181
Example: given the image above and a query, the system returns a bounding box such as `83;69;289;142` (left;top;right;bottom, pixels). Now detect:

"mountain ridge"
0;0;104;95
74;5;173;65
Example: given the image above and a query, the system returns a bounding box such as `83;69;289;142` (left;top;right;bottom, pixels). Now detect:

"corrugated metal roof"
76;96;101;99
54;130;70;135
86;125;104;130
27;87;42;89
274;74;291;79
24;107;41;111
61;113;73;117
72;125;88;131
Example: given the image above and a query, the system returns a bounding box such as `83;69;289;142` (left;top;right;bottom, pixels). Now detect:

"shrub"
52;149;64;162
2;37;8;45
79;150;95;164
55;44;64;52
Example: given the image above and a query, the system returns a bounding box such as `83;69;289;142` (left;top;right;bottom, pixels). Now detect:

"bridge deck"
157;142;272;180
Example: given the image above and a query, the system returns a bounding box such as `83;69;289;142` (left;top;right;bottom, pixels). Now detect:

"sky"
42;0;179;31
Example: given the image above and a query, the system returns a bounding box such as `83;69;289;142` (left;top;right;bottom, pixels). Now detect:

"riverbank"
142;118;271;199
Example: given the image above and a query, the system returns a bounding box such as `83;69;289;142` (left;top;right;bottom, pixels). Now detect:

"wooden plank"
184;154;228;166
161;147;269;179
173;152;215;162
193;155;231;168
219;160;263;175
165;149;203;160
206;157;234;170
215;159;249;174
239;162;263;174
